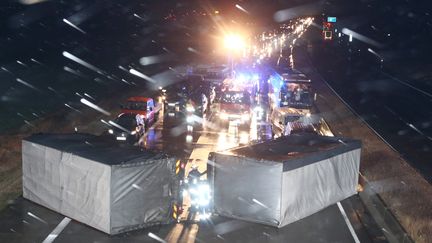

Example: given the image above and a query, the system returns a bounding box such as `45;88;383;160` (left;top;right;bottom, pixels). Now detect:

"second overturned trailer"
208;134;361;228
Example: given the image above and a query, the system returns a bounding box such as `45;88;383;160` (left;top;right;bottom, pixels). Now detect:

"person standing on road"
294;87;302;101
135;114;145;136
188;164;202;182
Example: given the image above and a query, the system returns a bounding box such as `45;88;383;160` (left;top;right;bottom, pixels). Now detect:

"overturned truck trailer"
208;134;361;228
22;133;176;234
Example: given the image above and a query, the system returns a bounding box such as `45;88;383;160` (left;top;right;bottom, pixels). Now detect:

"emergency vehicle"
217;90;253;129
268;69;316;113
120;97;161;127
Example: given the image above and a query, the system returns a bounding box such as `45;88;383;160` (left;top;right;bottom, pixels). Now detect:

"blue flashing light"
268;71;285;95
237;73;247;83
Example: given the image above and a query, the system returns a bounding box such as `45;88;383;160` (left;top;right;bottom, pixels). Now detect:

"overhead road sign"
327;17;337;23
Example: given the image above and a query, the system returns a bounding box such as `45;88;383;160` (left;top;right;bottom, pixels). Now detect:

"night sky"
0;0;430;134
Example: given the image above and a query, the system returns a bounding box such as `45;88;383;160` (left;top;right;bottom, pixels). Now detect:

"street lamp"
224;34;245;50
224;34;245;78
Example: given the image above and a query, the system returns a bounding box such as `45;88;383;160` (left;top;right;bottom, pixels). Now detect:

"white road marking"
337;202;360;243
42;217;71;243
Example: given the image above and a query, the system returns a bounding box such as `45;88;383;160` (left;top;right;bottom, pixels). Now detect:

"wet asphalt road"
0;106;384;243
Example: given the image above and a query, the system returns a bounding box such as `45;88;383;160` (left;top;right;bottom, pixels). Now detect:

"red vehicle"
217;90;252;129
120;97;160;127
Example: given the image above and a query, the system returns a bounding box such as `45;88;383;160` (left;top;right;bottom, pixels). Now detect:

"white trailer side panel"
212;154;283;226
280;148;361;227
22;140;111;233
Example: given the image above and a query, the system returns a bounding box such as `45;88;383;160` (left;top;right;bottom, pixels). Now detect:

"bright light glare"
220;112;229;120
199;212;211;220
224;34;245;50
186;135;193;143
187;125;193;132
186;105;195;112
241;113;250;121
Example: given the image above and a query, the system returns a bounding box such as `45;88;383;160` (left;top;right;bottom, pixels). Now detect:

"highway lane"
0;104;383;242
0;197;365;243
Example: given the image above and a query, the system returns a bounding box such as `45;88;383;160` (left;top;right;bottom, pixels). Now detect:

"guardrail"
358;174;413;243
292;41;415;242
309;68;413;243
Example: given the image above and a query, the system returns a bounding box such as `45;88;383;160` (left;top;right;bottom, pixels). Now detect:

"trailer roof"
218;134;361;171
24;133;169;166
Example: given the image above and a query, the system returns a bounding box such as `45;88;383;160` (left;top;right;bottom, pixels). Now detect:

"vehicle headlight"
241;113;250;121
199;212;211;220
108;129;113;134
199;199;210;206
131;130;136;135
197;184;210;206
186;105;195;112
220;112;228;120
254;106;263;112
187;125;193;132
189;188;197;194
198;184;210;193
186;115;194;123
